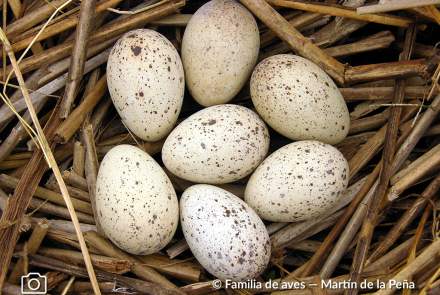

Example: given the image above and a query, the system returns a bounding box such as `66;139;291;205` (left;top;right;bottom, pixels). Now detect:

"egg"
250;54;350;145
107;29;184;141
162;104;270;184
244;140;349;222
181;0;260;106
180;184;270;281
95;144;179;255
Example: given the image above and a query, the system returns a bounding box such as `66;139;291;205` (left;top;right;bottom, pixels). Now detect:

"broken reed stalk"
357;0;440;15
28;247;131;274
374;238;440;295
55;74;107;143
0;29;101;295
387;148;440;202
346;23;417;295
8;218;50;284
0;174;93;215
238;0;346;86
60;0;98;118
25;253;182;295
84;230;186;295
340;86;437;103
365;172;440;266
2;0;122;58
62;170;89;191
73;141;86;178
46;181;90;202
80;124;105;236
266;0;413;27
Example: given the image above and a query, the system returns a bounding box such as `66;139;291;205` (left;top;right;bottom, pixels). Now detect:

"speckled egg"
244;140;349;222
181;0;260;106
107;29;184;141
95;145;179;255
181;184;270;281
250;54;350;145
162;104;270;184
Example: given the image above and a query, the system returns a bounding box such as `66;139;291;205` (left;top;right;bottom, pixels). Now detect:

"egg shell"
162;104;270;184
180;184;271;281
250;54;350;145
181;0;259;107
95;144;179;255
244;140;349;222
107;29;185;141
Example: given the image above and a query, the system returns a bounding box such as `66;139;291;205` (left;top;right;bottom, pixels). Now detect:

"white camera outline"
21;272;47;294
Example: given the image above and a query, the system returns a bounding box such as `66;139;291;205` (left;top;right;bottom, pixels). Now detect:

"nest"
0;0;440;294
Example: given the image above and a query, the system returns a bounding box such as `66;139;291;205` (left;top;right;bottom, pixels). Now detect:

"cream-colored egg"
162;104;270;184
95;145;179;255
250;54;350;145
181;184;270;281
181;0;259;107
245;140;349;222
107;29;184;141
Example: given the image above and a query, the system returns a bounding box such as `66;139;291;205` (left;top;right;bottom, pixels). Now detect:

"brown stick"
238;0;346;86
346;22;417;295
267;0;413;27
73;141;86;178
84;231;186;295
55;74;107;143
46;181;90;202
357;0;440;14
340;86;436;103
31;247;131;274
25;253;182;295
62;170;89;191
8;218;50;284
80;124;104;236
366;172;440;266
60;0;98;118
0;174;93;215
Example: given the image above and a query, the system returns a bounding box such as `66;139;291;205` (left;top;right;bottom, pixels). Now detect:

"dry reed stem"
0;48;110;125
366;172;440;266
30;247;131;274
135;254;203;283
267;0;413;27
80;124;105;236
89;97;113;136
0;188;95;224
62;170;89;191
25;253;181;294
55;74;107;143
348;107;390;135
2;0;121;58
167;237;190;259
31;217;96;233
387;149;440;201
8;218;50;284
373;238;440;295
46;181;90;202
357;0;440;14
346;23;417;295
60;0;98;118
340;86;436;103
0;174;93;215
238;0;346;86
73;141;86;178
84;230;187;294
0;29;101;295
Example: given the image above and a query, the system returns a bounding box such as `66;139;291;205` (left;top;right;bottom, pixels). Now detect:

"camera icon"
21;273;47;294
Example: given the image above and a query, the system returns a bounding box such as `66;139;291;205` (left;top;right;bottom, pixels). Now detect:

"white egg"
162;104;270;184
107;29;184;141
181;0;260;106
181;184;270;281
245;140;349;222
250;54;350;145
95;145;179;255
